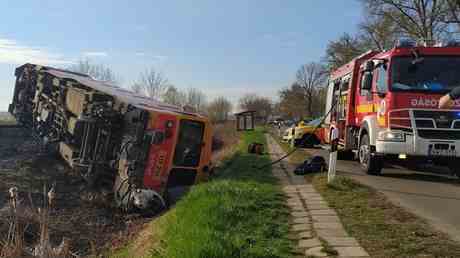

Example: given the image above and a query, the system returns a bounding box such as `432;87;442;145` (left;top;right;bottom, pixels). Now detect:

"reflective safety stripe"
377;115;386;126
356;103;379;113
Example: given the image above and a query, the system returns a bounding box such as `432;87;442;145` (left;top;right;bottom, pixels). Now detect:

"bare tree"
185;88;207;113
362;0;451;43
207;96;233;123
445;0;460;25
295;63;327;117
162;85;186;106
278;83;309;120
67;59;118;82
139;68;168;100
131;83;144;94
359;13;401;51
239;94;273;123
325;33;366;69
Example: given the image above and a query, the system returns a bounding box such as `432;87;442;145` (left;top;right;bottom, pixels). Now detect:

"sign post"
328;127;339;184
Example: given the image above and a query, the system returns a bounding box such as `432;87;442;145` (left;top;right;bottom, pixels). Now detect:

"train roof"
17;63;204;118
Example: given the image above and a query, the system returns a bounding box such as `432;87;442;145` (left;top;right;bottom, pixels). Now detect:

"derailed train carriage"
8;63;213;211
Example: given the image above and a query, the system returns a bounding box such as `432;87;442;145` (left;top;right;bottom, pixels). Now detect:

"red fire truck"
324;40;460;175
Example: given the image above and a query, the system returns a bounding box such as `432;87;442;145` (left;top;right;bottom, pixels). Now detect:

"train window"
173;119;204;167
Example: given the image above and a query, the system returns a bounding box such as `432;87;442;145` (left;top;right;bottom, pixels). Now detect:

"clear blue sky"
0;0;363;110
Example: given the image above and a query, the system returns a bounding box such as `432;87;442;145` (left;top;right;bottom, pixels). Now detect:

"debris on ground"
247;142;264;155
294;156;327;175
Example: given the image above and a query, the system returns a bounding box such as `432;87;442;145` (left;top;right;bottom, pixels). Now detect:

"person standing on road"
438;87;460;108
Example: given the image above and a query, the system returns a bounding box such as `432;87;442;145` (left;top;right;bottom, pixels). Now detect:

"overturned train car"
8;63;213;211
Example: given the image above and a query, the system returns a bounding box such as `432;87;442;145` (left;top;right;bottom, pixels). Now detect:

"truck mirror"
361;72;373;91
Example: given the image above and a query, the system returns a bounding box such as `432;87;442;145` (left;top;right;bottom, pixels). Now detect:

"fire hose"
257;99;338;170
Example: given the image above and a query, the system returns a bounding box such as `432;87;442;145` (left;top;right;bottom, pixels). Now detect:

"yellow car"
282;118;323;147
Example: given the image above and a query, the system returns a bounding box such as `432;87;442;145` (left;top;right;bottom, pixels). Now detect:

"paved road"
301;147;460;242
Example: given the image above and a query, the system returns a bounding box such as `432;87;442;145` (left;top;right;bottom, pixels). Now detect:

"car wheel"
301;134;318;148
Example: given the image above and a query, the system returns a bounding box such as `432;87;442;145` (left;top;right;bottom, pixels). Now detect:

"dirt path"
266;134;369;257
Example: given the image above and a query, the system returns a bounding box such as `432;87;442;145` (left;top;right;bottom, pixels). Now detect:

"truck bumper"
376;133;460;158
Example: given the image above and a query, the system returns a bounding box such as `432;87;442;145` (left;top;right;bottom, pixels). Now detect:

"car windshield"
391;56;460;93
307;118;321;126
173;119;204;167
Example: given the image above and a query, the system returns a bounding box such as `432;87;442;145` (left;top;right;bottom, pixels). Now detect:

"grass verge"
110;128;293;258
312;175;460;257
269;127;460;257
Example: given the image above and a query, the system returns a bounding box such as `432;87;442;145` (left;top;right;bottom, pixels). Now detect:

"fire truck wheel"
359;134;382;175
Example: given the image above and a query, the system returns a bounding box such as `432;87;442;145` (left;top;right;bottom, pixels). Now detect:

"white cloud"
134;53;167;62
152;55;168;61
83;51;108;57
0;38;71;65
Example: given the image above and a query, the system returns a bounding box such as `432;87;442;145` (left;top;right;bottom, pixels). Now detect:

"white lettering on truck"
410;98;460;107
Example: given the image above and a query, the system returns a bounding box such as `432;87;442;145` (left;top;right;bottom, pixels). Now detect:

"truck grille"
417;129;460;140
413;110;458;129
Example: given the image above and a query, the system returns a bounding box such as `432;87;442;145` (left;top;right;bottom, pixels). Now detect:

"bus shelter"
235;111;256;131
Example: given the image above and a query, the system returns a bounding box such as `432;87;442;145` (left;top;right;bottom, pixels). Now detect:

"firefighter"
438;87;460;108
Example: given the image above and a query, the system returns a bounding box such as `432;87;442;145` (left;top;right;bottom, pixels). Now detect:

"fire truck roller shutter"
325;80;334;125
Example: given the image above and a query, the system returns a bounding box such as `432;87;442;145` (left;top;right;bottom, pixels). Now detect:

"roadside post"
328;127;339;183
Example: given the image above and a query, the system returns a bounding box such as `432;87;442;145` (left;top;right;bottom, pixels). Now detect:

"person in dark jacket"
439;87;460;109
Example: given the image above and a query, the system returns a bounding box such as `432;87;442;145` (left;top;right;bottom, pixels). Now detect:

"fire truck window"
391;56;460;92
360;72;372;96
173;119;204;167
376;65;388;93
340;79;349;91
333;81;340;93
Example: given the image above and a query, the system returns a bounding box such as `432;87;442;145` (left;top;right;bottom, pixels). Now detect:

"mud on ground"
0;130;150;257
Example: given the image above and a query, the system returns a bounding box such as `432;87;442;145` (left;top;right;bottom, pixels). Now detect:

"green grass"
312;175;460;258
111;128;293;258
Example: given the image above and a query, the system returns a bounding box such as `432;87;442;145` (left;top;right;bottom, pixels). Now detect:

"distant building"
234;110;255;131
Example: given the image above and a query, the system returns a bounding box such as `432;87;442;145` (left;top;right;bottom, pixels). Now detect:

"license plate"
428;148;456;157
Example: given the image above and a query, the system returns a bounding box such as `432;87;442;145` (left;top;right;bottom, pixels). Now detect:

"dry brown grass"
0;185;77;258
211;120;240;166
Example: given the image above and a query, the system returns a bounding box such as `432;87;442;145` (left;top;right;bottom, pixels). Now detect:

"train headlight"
166;120;174;128
377;130;405;142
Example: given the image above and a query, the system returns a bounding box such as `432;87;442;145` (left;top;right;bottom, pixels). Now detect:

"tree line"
67;59;234;123
68;1;460;125
278;0;460;122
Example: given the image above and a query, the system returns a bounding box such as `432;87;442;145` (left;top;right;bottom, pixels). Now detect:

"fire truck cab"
325;40;460;175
